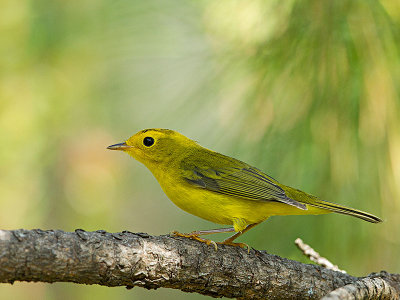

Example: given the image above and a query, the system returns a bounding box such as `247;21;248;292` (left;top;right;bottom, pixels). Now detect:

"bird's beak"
107;142;132;151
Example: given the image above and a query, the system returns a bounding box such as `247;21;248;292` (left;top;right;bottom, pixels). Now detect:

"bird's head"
107;128;196;168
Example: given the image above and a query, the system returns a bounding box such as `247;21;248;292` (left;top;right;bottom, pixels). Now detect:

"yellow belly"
158;178;328;227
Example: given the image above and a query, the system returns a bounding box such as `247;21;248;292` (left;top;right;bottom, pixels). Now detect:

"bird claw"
171;231;250;252
218;241;251;253
171;231;219;251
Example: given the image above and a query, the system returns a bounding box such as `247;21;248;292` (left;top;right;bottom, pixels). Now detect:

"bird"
107;128;382;249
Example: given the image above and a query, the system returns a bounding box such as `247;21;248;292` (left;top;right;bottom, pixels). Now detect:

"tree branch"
0;229;398;299
322;277;400;300
295;238;346;273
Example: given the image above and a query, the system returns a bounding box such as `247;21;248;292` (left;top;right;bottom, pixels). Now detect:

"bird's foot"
217;240;251;253
171;231;218;250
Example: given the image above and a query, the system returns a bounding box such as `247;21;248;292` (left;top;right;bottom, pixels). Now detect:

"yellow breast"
153;171;327;228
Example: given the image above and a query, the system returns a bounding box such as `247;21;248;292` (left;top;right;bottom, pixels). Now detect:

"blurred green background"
1;0;400;299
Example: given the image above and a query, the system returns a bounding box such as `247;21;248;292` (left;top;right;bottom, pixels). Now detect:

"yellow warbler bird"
108;129;382;248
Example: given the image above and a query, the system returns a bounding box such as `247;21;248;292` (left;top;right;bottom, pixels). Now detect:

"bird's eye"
143;137;154;147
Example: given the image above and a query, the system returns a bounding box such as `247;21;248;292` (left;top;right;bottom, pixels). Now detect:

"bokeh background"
1;0;400;299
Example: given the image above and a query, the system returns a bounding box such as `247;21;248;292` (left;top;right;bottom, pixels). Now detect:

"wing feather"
181;157;306;210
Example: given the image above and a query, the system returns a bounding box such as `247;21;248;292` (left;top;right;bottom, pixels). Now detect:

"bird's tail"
306;199;382;223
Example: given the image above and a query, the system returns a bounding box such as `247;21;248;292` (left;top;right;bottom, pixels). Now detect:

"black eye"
143;137;154;147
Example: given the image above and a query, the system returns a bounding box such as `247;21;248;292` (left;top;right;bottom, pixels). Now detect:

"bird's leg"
173;223;260;251
172;227;236;250
218;223;261;251
172;227;236;237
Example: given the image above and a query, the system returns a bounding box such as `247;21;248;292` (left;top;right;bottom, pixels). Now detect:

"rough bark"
322;277;399;300
0;229;398;299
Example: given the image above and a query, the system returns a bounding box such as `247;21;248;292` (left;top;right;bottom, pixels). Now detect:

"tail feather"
307;199;382;223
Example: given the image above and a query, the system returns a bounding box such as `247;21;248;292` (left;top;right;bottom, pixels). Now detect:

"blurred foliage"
1;0;400;299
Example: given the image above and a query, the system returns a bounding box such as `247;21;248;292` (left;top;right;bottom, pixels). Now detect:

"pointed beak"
107;142;132;151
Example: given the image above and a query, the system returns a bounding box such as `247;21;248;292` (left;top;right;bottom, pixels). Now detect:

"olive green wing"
180;156;307;210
